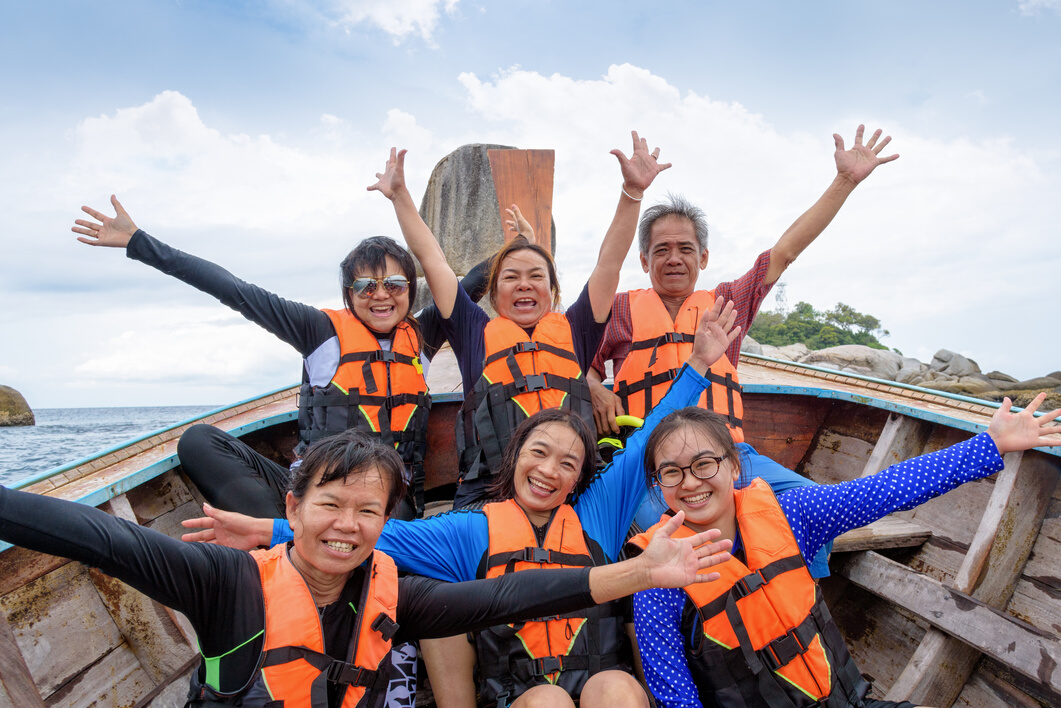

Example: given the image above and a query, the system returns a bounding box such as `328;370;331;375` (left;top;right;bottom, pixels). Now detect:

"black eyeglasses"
350;276;410;298
653;454;728;488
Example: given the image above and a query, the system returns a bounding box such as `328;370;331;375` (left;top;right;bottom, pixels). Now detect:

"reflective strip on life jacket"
613;289;744;442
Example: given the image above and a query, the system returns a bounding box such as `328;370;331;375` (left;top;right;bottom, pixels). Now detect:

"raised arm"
765;125;899;285
587;131;671;321
73;194;138;248
368;148;460;318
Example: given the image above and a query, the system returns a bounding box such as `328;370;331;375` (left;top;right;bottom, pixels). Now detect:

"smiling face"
655;425;740;538
351;255;410;334
285;465;390;581
512;421;587;526
640;215;709;301
494;249;554;328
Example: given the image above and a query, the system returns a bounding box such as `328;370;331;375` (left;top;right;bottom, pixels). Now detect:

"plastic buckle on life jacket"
529;656;563;677
513;342;539;354
495;692;512;708
371;612;400;641
762;628;804;672
327;660;369;686
377;350;398;363
734;569;768;598
522;547;551;564
522;373;547;392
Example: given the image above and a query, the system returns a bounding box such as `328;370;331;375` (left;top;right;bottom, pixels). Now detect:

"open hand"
611;130;672;198
688;298;741;372
987;394;1061;454
180;503;274;550
834;125;899;187
639;511;732;587
72;195;138;248
367;147;409;201
504;204;538;245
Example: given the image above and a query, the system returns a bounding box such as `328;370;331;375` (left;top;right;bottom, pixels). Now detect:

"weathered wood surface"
832;516;932;553
860;413;933;477
839;551;1061;696
43;640;153;707
0;562;123;697
487;149;554;251
741;393;831;471
0;610;45;707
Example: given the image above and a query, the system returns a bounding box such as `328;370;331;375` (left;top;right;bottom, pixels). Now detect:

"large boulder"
759;342;810;362
1014;375;1061;390
895;357;928;385
0;385;34;426
740;335;762;355
929;349;980;377
919;375;1001;397
800;345;904;380
413;144;556;314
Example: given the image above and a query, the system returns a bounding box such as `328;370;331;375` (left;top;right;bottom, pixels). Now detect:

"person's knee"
177;424;224;468
579;670;648;708
512;684;575;708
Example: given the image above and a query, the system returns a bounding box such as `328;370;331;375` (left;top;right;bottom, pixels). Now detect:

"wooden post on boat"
487;149;555;251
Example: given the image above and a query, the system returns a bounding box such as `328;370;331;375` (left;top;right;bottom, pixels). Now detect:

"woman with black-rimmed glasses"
73;195;494;522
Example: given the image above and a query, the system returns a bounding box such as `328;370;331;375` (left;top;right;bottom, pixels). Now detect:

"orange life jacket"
628;480;867;707
298;310;430;509
614;289;744;442
458;314;594;482
475;500;628;706
187;545;400;708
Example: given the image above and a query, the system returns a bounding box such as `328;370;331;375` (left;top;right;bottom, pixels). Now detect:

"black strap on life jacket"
483;340;579;367
485;546;596;575
259;643;389;708
338;349;418;395
616;364;743;429
627;332;697;367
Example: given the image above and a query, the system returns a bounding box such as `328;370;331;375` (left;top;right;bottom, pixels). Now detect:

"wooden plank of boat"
838;549;1061;703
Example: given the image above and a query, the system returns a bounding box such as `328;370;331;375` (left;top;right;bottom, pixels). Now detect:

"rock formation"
413;144;556;315
744;340;1060;408
0;385;34;426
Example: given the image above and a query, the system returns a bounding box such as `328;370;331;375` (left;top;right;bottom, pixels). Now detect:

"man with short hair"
589;125;898;578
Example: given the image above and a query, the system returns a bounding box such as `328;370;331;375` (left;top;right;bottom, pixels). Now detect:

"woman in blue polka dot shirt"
628;373;1061;708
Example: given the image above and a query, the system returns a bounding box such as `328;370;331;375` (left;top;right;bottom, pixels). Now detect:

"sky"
1;0;1059;408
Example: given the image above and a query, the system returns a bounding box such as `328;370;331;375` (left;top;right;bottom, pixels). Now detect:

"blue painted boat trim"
12;384;300;491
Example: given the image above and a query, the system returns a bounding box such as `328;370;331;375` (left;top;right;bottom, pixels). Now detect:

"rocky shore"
741;339;1061;409
0;385;34;426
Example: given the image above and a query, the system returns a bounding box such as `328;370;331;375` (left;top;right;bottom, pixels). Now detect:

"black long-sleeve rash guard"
125;230;492;364
0;486;596;695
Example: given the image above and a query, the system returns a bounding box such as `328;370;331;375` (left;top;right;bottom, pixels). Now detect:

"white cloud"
331;0;459;42
966;90;989;105
1018;0;1061;15
58;91;362;232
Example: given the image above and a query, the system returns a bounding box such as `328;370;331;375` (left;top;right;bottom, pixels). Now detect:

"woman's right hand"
181;503;275;550
367;147;409;201
72;194;138;249
687;298;741;374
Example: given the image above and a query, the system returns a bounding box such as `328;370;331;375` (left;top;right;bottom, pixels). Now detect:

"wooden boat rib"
3;355;1060;707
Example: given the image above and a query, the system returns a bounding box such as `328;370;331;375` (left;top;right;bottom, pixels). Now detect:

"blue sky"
2;0;1059;408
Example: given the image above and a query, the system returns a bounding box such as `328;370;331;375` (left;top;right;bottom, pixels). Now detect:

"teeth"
529;478;555;492
325;541;354;552
684;492;711;504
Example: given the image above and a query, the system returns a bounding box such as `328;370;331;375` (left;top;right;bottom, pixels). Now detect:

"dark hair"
638;194;709;258
488;408;598;504
288;428;408;515
643;407;742;493
340;236;419;335
487;236;562;314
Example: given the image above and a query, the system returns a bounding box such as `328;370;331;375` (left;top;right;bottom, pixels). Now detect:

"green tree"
748;300;892;352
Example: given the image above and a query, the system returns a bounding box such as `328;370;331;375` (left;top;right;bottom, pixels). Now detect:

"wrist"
621;183;645;201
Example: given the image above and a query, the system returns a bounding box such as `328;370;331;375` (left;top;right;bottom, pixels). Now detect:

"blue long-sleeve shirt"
274;364;717;574
632;432;1005;708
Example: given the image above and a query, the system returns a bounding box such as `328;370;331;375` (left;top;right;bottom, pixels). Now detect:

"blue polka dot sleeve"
780;432;1004;563
633;432;1004;708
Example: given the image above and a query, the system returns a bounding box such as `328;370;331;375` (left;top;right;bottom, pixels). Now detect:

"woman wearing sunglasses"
72;196;494;522
626;381;1061;707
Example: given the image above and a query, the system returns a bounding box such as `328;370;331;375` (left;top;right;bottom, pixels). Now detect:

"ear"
699;248;709;270
285;491;299;526
640;251;650;273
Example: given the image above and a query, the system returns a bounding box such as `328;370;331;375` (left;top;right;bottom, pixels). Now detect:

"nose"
333;508;359;532
679;467;700;490
371;282;390;300
665;249;682;265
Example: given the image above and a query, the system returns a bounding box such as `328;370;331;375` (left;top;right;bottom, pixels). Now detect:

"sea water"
0;406;216;486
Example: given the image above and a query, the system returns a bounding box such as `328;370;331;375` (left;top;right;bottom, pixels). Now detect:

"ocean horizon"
0;405;217;486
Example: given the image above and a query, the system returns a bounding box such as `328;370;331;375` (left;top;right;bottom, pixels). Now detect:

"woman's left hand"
639;511;732;588
687;297;741;374
987;393;1061;454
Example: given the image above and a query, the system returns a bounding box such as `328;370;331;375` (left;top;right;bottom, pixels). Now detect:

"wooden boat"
2;354;1060;707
